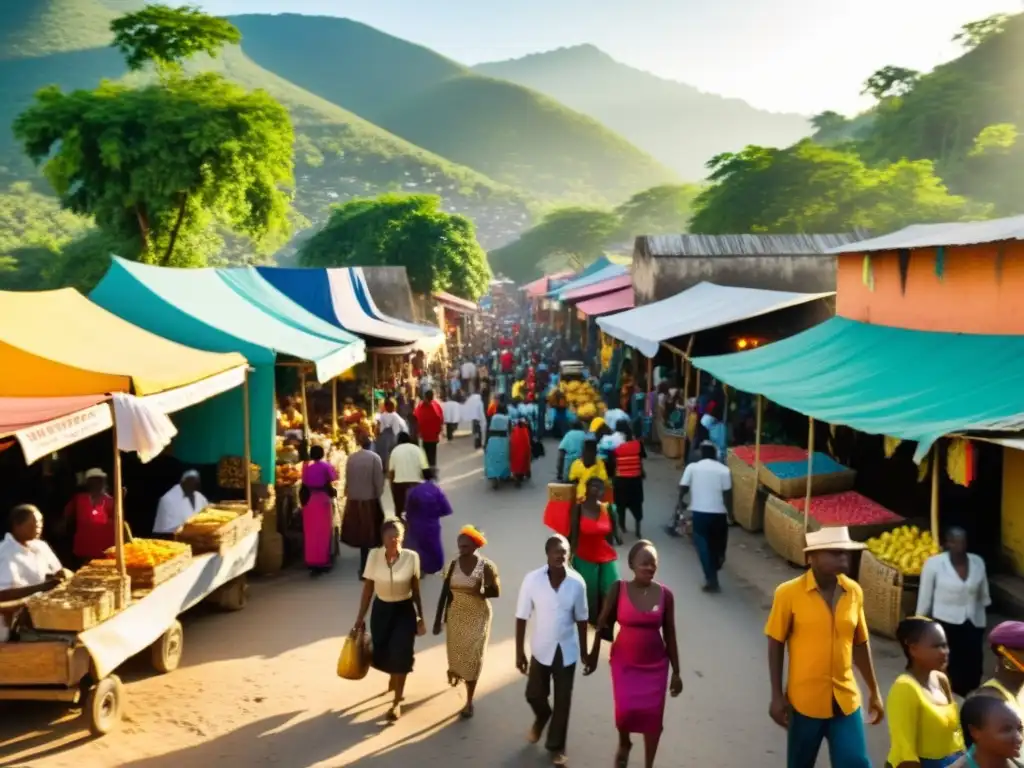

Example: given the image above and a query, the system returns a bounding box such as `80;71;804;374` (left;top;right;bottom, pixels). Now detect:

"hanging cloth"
946;437;976;487
935;246;946;281
883;436;901;459
918;454;930;483
897;249;911;295
862;255;875;291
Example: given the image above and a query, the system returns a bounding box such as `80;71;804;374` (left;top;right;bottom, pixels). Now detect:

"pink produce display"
731;444;808;466
787;491;903;526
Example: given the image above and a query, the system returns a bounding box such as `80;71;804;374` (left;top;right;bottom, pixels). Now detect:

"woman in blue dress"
484;404;512;490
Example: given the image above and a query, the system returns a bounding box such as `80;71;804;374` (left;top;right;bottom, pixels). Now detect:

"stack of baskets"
857;551;909;639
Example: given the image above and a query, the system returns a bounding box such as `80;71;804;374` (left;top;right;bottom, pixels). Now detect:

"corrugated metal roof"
827;216;1024;254
642;232;868;258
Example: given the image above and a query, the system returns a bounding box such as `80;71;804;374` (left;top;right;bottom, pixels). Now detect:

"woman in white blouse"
916;526;992;696
352;518;425;721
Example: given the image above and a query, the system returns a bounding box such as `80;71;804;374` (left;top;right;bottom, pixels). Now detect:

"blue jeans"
787;706;870;768
691;511;728;587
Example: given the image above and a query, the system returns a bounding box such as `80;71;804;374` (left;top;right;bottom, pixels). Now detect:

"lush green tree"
954;123;1024;215
111;4;241;76
488;206;620;282
298;193;491;299
689;140;975;235
953;14;1009;50
614;184;700;241
862;66;921;101
12;6;294;269
811;111;848;135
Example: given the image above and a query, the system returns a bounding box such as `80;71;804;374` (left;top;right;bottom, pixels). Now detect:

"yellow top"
886;673;965;765
0;288;245;396
981;678;1024;716
764;571;870;719
363;548;420;602
569;458;609;501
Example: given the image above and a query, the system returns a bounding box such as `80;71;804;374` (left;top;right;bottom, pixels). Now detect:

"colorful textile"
885;674;965;766
414;400;444;442
558;429;587;478
65;492;116;561
443;557;494;682
569;458;609;501
572;555;619;637
484;414;511;480
404;481;452;574
610;583;670;734
301;460;337;568
510;423;532;477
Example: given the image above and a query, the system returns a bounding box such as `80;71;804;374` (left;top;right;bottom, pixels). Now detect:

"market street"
0;435;903;767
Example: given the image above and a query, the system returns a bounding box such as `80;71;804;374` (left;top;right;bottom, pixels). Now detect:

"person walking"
569;476;620;636
679;442;732;593
414;390;445;468
433;525;500;719
388;432;427;519
765;526;885;768
404;469;453;576
515;534;593;767
972;621;1024;716
351;519;426;722
484;403;512;490
460;358;477;394
509;399;533;486
611;422;646;538
340;430;386;576
917;527;992;697
374;399;408;481
556;418;588;483
461;390;486;450
300;445;338;576
585;541;682;768
953;696;1023;767
443;394;463;442
886;617;965;768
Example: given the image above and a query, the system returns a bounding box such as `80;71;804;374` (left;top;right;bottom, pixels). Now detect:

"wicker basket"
548;483;576;503
758;466;856;499
731;461;765;532
27;588;115;632
128;550;192;591
764;496;812;566
857;551;905;639
256;531;284;575
661;434;684;460
176;510;255;555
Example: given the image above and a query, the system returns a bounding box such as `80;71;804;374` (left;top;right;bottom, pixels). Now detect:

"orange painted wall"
836;243;1024;334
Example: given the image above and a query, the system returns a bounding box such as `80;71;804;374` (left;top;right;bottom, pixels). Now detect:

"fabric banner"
16;403;114;465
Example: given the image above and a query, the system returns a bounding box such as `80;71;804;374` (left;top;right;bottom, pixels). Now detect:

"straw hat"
803;527;866;553
84;468;107;480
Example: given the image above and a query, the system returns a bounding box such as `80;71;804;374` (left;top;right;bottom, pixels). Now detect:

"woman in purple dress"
585;540;683;768
403;469;452;575
301;445;338;576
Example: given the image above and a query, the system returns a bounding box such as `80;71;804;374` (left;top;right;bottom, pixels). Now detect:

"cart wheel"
151;620;184;674
84;675;124;737
217;577;248;612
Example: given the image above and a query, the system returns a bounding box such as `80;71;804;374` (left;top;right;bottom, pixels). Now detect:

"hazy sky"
198;0;1020;115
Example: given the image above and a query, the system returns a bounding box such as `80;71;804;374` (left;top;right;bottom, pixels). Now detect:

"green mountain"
0;0;530;251
228;14;677;204
474;45;811;181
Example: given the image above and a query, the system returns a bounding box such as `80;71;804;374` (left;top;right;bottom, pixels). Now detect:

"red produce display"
731;444;808;466
787;491;903;526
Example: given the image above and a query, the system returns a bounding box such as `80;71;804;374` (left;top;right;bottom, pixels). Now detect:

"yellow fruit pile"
179;508;240;535
559;379;604;410
866;526;940;576
102;539;190;569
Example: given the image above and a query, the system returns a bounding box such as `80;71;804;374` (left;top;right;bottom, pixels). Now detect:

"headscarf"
990;621;1024;671
589;417;606;434
459;525;487;548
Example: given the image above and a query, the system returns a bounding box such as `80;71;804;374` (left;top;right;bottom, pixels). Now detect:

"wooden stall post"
371;353;378;414
645;356;653;415
752;395;763;510
803;417;815;532
930;443;940;540
108;404;126;582
243;368;253;513
331;377;338;441
299;367;310;452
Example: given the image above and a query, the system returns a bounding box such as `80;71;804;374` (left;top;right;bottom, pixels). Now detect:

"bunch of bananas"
866;526;940;576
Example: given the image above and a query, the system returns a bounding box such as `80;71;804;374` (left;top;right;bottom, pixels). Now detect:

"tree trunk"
164;194;188;265
135;204;151;256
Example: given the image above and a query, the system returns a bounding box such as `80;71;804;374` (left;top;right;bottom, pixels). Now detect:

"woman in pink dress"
585;540;683;768
301;445;338;575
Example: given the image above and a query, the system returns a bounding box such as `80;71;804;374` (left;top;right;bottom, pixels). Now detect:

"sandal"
551;753;569;766
459;703;474;719
615;744;631;768
386;704;401;722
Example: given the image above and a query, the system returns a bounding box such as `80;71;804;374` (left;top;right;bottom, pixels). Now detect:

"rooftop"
640;232;869;258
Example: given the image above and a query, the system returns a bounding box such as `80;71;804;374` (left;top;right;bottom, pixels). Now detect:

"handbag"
336;629;371;680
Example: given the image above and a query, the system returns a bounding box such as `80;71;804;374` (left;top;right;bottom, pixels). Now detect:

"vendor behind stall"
154;470;209;535
62;468;116;565
0;504;69;641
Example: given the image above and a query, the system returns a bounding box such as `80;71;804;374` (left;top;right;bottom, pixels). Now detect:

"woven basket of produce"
857;551;905;639
27;585;115;632
784;492;904;542
764;496;810;566
218;456;261;490
176;508;255;555
758;452;856;499
865;524;939;578
661;434;684;460
97;540;192;592
730;461;765;532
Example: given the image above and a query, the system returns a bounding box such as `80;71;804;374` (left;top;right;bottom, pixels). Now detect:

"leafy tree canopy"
953;14;1009;50
111;3;241;75
297;193;491;300
614;184;700;241
862;66;921;101
689;140;977;235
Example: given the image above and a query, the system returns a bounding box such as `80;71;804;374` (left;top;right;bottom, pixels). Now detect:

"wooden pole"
299;367;310;453
930;443;940;540
331;377;338;441
752;395;763;509
108;403;126;581
645;356;653;416
243;369;253;512
803;417;815;532
371;353;378;414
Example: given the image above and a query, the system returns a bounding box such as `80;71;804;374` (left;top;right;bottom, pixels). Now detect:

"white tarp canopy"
596;281;834;357
827;215;1024;254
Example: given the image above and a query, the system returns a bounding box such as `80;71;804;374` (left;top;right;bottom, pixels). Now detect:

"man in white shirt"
460;391;486;450
153;470;209;534
460;359;477;393
442;393;463;442
0;505;68;641
515;534;592;766
680;442;733;593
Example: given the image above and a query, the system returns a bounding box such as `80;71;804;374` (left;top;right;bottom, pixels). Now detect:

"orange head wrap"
459;525;487;549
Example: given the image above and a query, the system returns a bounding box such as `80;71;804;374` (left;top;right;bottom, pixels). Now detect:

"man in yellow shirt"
764;526;885;768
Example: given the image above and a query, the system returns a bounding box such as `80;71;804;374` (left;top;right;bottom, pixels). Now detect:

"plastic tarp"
577;287;635;317
827;215;1024;254
692;316;1024;461
597;282;833;358
434;291;478;314
91;258;366;482
256;267;443;353
548;261;628;299
562;273;633;302
0;288;245;397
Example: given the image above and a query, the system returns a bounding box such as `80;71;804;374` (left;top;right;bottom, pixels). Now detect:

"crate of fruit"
727;446;807;532
757;452;856;498
98;540;192;590
764;496;808;567
176;507;255;554
728;445;808;472
27;584;115;632
784;491;904;541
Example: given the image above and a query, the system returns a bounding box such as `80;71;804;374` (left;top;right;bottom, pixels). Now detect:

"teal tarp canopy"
91;258;366;482
692;316;1024;462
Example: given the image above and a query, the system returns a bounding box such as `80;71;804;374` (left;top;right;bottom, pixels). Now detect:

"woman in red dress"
63;468;116;565
508;398;532;485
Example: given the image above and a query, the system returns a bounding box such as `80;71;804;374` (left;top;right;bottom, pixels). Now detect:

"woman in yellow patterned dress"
433;525;500;718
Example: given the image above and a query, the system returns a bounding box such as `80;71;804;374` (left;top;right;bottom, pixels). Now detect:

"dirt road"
0;435;901;767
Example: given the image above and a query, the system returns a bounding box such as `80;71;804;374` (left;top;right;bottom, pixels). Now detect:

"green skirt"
572;556;620;640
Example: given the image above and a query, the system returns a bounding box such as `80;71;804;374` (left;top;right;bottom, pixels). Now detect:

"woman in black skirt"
352;518;426;721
